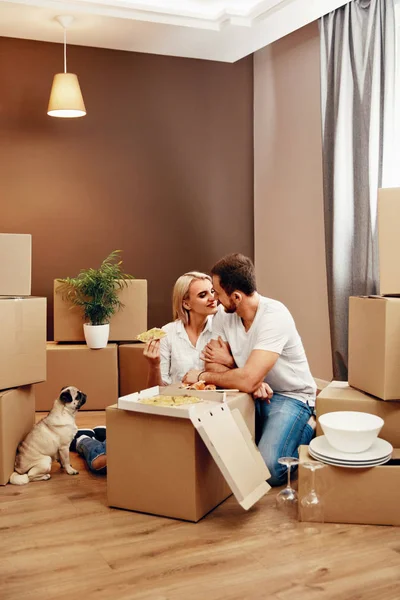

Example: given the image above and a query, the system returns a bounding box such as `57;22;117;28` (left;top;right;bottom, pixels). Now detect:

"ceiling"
0;0;349;62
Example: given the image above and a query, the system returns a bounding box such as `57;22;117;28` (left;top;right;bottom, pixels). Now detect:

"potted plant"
57;250;134;349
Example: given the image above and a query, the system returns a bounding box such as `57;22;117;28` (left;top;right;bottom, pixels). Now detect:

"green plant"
57;250;134;326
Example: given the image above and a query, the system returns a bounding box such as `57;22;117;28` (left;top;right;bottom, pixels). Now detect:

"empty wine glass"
300;461;326;523
276;457;299;515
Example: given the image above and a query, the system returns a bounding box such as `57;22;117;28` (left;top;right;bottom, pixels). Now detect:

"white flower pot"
83;323;110;349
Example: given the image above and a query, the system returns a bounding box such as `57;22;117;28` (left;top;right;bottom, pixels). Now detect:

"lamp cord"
63;27;67;73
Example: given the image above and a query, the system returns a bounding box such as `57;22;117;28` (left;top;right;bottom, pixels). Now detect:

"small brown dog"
9;386;86;485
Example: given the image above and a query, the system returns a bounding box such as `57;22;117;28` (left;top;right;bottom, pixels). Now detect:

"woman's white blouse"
159;316;214;385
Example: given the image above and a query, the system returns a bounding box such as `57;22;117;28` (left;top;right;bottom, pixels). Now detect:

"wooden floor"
1;412;399;600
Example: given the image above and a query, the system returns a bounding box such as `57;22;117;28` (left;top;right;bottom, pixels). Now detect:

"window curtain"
320;0;397;380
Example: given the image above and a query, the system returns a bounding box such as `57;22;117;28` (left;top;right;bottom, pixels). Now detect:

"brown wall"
254;22;333;381
0;37;254;338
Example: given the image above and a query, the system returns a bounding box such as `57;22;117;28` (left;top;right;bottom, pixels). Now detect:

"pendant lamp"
47;15;86;118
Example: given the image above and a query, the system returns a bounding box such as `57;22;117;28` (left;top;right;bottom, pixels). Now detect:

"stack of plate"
309;436;393;469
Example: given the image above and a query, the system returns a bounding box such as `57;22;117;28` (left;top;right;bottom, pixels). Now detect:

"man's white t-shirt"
212;297;316;405
159;316;214;385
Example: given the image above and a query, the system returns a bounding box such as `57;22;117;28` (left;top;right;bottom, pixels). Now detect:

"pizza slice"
139;395;202;407
137;327;167;343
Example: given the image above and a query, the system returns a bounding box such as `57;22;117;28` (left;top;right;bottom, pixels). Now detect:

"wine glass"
300;460;326;523
276;457;299;515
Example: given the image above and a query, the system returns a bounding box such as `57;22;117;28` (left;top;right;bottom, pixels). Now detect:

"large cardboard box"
118;343;149;396
0;386;35;485
348;296;400;400
298;446;400;526
378;187;400;296
0;233;31;296
0;297;46;390
107;390;256;521
316;381;400;447
35;343;118;411
53;279;147;342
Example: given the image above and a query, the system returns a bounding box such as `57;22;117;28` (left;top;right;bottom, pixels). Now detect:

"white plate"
309;451;392;466
309;448;392;465
308;449;392;468
309;435;393;462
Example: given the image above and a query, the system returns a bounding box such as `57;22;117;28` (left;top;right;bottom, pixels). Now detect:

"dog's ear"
59;389;73;403
77;391;87;404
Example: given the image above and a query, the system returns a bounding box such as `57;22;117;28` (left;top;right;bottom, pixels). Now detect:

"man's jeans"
255;393;314;487
77;437;107;475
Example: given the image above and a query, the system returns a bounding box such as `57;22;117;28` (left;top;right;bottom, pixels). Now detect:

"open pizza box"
110;384;271;518
118;384;228;418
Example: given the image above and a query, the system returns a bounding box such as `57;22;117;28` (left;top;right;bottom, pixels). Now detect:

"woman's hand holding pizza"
143;339;161;366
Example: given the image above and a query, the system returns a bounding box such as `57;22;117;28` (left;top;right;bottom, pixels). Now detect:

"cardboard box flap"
118;385;226;419
378;187;400;296
190;404;271;510
353;295;400;301
351;295;395;301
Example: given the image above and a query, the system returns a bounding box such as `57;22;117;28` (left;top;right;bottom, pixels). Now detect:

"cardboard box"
378;187;400;296
107;390;256;521
316;381;400;446
348;296;400;400
298;445;400;526
53;279;147;342
0;386;35;485
0;233;31;296
118;343;149;396
34;343;118;411
0;297;46;390
314;378;331;395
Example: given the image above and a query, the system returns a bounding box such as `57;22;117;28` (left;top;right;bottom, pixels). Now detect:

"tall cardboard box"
0;386;35;485
53;279;147;342
0;233;31;296
378;187;400;296
0;297;46;390
107;391;256;521
118;343;149;396
348;296;400;400
298;446;400;526
316;381;400;446
35;343;118;411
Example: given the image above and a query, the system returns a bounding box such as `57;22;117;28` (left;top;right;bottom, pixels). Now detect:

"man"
183;253;316;486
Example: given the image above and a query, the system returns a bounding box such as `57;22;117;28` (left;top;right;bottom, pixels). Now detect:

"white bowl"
318;411;384;453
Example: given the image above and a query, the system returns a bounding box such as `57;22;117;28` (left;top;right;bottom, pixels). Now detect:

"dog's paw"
43;474;51;480
66;467;79;475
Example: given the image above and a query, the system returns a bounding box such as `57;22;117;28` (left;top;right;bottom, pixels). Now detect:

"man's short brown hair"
211;253;256;296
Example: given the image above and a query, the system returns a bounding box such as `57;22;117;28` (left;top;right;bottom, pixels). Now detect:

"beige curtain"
320;0;396;379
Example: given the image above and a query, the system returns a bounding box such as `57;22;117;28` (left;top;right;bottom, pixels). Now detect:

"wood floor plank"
0;410;398;600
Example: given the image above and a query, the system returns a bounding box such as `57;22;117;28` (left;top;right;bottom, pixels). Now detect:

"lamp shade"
47;73;86;118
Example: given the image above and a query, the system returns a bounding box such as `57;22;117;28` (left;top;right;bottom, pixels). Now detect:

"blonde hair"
172;271;212;326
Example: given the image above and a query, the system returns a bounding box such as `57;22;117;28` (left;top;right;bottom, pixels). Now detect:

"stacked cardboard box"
0;234;47;484
35;278;148;410
299;188;400;525
35;343;119;411
348;188;400;405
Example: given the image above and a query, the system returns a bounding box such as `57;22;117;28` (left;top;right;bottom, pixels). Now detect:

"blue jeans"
77;437;107;475
255;393;314;487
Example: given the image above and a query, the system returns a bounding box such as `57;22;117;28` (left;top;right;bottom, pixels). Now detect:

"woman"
70;271;233;475
144;271;230;386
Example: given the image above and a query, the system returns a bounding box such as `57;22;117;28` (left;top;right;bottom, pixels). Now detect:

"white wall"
254;21;333;381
